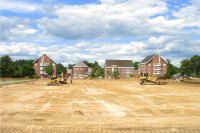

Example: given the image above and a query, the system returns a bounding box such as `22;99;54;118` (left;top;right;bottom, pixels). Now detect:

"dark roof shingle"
140;54;156;63
33;54;57;64
105;60;133;67
73;62;89;67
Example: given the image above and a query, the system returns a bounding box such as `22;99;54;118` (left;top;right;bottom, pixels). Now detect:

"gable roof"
73;62;89;67
140;54;156;63
140;54;168;64
105;60;133;67
33;54;57;64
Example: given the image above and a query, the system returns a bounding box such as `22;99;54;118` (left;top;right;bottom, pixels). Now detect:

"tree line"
179;55;200;77
131;55;200;78
0;55;199;78
83;60;104;78
0;55;67;78
44;63;67;77
0;55;104;78
0;55;35;78
163;55;200;78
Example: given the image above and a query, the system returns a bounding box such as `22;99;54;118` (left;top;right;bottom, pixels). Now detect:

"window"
148;63;151;66
35;64;37;66
40;70;44;74
52;63;55;66
163;63;166;66
44;63;49;66
40;67;44;70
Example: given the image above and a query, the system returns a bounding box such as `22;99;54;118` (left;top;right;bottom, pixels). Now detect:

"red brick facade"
105;67;134;78
138;54;167;76
33;54;57;78
72;62;90;78
105;60;134;78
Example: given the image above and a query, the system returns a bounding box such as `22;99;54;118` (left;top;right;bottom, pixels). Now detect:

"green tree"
0;55;14;77
58;63;66;74
12;59;35;78
82;60;102;78
165;59;179;78
190;55;200;77
90;71;96;78
68;64;74;69
86;60;104;78
13;69;23;77
180;59;192;76
83;60;93;68
133;61;139;70
112;68;119;79
45;65;53;77
21;64;35;77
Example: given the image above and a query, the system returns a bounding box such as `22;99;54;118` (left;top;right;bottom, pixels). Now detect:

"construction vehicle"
140;73;161;85
48;73;67;86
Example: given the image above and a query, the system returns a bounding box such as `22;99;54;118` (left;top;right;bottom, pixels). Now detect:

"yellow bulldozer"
140;73;161;85
47;73;67;86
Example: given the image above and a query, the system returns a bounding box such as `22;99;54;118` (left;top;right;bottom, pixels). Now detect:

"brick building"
138;54;168;76
105;60;134;78
33;54;57;78
72;62;90;78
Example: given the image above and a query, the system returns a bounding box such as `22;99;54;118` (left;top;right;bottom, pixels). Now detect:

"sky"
0;0;200;67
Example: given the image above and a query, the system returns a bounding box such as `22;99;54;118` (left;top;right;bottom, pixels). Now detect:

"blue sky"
0;0;200;66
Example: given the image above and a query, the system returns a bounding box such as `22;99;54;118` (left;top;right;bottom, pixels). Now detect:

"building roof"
140;54;168;64
105;60;133;67
33;54;57;64
140;54;156;63
73;62;89;67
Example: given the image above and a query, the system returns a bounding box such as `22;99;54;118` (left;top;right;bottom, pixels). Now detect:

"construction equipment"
48;73;67;86
140;73;161;85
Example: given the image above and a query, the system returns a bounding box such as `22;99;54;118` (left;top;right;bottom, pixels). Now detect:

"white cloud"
10;24;37;36
99;0;126;4
37;0;168;40
172;6;200;30
35;0;200;41
0;43;45;56
0;16;37;41
1;37;199;67
0;0;199;67
0;0;42;12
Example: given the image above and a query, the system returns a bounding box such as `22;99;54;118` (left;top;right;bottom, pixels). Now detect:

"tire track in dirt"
1;79;200;133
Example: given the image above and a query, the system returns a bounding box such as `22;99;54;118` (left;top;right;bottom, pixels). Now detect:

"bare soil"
1;79;200;133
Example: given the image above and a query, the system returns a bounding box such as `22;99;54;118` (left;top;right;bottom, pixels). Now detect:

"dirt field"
1;79;200;133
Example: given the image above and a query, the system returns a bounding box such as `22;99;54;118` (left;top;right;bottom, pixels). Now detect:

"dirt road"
1;79;200;133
